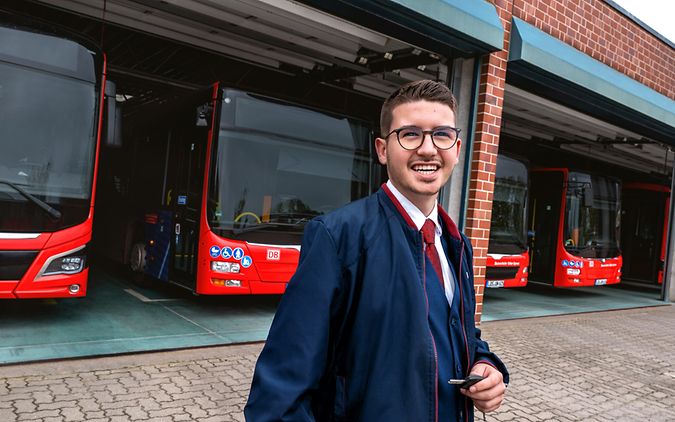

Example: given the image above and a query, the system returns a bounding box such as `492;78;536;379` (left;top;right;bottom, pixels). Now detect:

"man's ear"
374;137;388;165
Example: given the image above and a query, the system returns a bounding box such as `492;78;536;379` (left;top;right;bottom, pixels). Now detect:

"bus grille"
485;266;519;281
0;251;38;280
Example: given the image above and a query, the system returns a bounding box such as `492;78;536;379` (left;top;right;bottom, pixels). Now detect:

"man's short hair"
380;80;457;136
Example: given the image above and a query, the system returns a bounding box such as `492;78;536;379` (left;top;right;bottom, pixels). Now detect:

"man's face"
375;100;461;209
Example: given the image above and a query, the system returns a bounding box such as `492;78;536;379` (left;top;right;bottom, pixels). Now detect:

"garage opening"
2;0;475;363
484;84;671;321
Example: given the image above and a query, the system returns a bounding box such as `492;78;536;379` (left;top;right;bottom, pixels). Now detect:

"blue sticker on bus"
233;247;244;261
209;245;221;258
241;256;252;268
221;247;233;259
177;195;187;205
565;260;584;268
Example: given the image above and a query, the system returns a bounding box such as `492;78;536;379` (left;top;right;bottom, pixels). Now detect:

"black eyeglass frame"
384;125;461;150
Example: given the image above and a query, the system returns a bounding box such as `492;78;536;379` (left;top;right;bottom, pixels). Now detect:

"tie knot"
421;219;436;245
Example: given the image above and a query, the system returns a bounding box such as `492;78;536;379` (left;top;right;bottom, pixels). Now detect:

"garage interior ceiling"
502;85;674;176
28;0;448;112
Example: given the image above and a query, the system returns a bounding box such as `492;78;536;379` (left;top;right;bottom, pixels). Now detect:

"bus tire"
129;241;146;273
128;241;152;287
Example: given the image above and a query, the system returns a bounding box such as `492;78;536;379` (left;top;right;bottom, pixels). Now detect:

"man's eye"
400;129;421;137
433;131;451;138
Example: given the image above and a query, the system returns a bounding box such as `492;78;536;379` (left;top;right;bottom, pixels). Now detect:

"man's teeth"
413;164;438;173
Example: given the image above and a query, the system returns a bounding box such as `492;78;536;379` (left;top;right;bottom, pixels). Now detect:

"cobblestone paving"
1;305;674;421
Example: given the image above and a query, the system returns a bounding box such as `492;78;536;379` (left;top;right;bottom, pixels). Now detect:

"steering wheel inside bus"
234;211;262;228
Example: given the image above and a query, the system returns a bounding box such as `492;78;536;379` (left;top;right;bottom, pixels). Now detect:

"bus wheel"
129;242;152;287
129;242;146;273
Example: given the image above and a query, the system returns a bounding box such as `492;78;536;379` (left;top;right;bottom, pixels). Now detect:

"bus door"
529;170;564;284
166;124;208;288
622;186;668;284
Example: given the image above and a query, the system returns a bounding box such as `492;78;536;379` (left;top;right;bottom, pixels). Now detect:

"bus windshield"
489;155;528;254
0;25;99;232
564;172;621;258
207;91;379;244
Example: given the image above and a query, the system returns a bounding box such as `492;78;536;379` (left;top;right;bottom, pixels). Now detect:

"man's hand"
460;362;505;413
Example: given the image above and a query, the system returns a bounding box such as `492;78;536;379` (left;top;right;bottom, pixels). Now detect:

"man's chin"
410;184;442;197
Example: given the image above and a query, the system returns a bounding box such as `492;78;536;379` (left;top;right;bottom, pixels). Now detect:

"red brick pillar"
465;1;513;323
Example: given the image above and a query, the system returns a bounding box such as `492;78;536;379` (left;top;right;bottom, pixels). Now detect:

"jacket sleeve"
245;219;345;421
472;327;510;385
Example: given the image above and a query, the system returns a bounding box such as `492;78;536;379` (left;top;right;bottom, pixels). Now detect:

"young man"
245;80;508;421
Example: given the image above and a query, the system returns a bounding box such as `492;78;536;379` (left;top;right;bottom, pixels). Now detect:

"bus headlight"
212;279;242;287
211;261;241;273
40;247;87;277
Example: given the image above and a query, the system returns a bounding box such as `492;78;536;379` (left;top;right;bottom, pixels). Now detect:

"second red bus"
528;168;622;287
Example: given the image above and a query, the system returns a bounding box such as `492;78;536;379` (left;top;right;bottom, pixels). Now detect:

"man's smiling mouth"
412;164;439;174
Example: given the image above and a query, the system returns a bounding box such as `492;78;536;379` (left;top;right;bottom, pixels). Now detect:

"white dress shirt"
386;180;455;305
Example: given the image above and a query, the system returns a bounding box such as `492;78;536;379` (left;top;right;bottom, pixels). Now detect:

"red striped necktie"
421;219;444;288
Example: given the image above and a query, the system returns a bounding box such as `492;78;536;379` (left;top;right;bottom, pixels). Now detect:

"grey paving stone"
2;306;675;420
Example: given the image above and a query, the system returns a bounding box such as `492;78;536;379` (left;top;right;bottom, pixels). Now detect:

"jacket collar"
380;183;462;241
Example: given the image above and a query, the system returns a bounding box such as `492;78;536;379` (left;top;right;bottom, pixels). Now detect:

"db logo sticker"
267;249;281;260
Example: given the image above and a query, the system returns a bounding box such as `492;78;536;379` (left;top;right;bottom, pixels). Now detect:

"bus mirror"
104;81;122;147
196;104;213;127
583;186;594;208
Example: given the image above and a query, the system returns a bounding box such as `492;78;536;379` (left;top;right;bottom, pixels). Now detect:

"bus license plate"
595;278;607;286
486;280;504;288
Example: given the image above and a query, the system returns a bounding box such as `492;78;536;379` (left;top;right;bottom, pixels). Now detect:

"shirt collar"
386;180;441;235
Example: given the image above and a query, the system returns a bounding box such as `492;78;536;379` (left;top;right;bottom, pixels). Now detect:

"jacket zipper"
421;239;439;422
458;243;471;422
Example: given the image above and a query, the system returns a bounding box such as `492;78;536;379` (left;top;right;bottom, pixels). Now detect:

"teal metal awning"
508;17;675;143
390;0;504;52
299;0;504;56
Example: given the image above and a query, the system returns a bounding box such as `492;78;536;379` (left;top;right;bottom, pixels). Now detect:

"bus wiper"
232;218;309;235
0;179;62;220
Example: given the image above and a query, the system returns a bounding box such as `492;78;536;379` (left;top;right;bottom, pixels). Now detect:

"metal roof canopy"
508;17;675;146
298;0;505;56
31;0;503;110
502;85;674;176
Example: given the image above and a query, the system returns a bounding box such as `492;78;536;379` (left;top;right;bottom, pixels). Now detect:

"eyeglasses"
385;125;461;150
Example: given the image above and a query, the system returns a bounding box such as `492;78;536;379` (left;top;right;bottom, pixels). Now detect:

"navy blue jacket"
245;186;509;421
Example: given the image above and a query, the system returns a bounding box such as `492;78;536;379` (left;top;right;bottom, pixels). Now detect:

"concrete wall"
444;57;477;225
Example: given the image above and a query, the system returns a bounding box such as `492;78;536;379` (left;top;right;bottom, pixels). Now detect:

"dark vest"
425;235;467;421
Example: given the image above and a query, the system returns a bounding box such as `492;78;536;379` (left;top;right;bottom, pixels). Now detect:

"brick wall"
465;52;507;323
509;0;674;99
467;0;674;322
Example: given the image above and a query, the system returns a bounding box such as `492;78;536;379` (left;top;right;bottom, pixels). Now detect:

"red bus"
0;13;109;298
621;183;669;285
99;83;380;294
486;154;529;288
528;168;622;287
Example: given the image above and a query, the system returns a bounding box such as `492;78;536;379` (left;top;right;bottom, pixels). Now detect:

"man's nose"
417;133;437;155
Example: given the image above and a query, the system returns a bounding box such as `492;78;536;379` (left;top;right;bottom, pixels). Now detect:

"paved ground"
1;304;674;421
